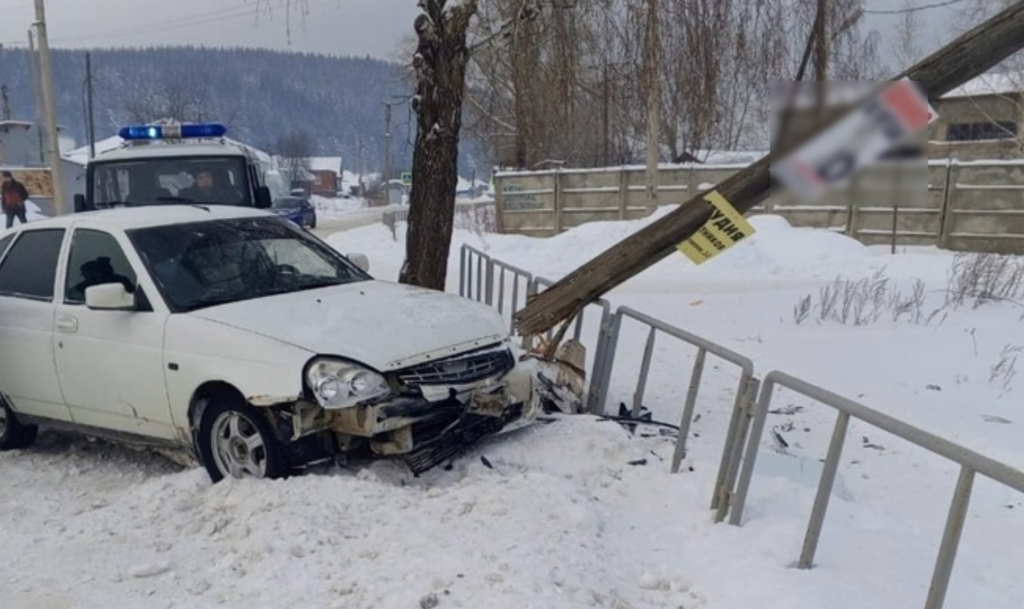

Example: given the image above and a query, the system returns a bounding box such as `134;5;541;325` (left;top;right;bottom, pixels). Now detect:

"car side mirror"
348;252;370;273
85;283;136;311
255;186;273;209
74;193;90;213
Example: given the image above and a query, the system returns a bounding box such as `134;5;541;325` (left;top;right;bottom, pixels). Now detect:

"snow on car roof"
21;205;274;232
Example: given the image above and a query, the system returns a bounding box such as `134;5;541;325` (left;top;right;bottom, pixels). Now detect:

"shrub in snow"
794;252;1024;328
793;268;929;326
946;251;1024;309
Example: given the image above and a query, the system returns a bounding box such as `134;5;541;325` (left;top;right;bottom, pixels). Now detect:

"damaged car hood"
188;280;510;371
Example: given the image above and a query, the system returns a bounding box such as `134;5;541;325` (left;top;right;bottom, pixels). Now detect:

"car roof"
93;140;252;163
10;205;274;233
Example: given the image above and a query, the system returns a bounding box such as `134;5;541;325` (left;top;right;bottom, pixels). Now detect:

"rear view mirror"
85;283;135;311
348;253;370;273
255;186;273;209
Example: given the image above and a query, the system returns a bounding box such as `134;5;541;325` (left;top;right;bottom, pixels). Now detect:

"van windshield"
91;155;251;208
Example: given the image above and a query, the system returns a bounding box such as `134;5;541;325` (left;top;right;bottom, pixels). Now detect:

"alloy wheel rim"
210;412;268;479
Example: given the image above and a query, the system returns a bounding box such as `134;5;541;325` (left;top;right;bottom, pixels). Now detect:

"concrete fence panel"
493;160;1024;255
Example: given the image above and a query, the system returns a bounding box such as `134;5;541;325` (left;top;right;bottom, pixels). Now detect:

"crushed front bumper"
282;342;585;475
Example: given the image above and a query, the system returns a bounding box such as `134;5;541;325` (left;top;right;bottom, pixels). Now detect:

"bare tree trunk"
399;0;478;291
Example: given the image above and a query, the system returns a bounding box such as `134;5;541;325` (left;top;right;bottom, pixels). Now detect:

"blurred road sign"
771;78;938;202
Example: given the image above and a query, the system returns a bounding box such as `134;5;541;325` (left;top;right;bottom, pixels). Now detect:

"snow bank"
332;208;871;285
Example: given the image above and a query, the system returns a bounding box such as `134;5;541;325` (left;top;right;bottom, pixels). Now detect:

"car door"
0;228;74;422
53;226;176;440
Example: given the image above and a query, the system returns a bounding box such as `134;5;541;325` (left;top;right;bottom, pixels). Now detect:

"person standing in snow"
1;171;29;229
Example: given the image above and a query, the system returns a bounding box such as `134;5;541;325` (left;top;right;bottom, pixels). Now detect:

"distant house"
0;120;82;216
307;156;344;196
926;73;1024;159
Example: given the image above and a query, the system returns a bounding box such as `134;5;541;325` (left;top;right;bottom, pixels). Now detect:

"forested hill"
0;45;450;174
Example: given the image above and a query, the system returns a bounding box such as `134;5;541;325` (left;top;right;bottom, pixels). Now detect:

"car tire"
0;395;38;451
194;395;287;483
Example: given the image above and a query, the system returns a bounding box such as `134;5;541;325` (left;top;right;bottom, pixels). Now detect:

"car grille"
395;345;515;387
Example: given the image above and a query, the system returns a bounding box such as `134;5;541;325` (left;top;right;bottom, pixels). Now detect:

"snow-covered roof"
309;157;342;173
0;120;34;130
941;73;1024;99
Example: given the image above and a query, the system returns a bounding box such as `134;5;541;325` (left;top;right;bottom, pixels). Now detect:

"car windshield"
272;197;304;209
127;217;368;312
91;155;252;208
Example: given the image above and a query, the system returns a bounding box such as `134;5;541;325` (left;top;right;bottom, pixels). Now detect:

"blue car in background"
271;196;317;229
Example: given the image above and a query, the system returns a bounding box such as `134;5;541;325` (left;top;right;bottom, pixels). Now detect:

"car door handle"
56;315;79;334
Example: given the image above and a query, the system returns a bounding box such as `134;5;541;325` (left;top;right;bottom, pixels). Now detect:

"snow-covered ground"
4;207;1024;608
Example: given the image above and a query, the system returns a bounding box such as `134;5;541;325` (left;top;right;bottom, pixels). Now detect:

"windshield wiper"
156;196;194;202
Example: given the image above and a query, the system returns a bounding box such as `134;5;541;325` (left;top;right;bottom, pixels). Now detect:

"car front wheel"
0;395;38;451
195;396;286;483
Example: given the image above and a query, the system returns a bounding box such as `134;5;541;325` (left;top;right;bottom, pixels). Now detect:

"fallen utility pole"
513;1;1024;338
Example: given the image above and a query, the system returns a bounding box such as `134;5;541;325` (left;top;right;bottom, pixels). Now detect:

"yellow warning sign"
677;190;755;265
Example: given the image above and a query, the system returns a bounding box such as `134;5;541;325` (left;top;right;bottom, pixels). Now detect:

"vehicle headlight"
305;358;390;409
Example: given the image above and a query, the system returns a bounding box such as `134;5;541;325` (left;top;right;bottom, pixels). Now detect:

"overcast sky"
0;0;421;60
0;0;967;64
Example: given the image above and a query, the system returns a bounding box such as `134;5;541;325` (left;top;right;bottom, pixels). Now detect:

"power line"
863;0;968;15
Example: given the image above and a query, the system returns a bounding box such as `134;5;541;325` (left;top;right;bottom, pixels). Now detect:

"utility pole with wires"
33;0;67;215
28;29;44;164
356;137;365;197
382;101;393;205
85;51;97;160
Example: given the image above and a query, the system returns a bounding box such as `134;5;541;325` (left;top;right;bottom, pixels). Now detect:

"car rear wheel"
195;396;286;483
0;394;38;451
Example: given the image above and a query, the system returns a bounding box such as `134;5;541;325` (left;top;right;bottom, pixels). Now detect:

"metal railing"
458;245;492;304
595;306;760;522
459;245;613;413
384;201;496;239
731;371;1024;609
457;246;1024;607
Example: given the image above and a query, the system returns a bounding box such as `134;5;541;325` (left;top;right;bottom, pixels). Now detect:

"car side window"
0;229;65;301
64;229;138;305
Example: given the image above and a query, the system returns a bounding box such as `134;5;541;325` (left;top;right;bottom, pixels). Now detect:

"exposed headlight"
305;358;390;409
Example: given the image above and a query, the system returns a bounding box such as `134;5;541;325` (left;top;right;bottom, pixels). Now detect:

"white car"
0;206;551;481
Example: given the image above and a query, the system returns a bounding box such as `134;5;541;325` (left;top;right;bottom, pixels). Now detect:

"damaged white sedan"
0;206;581;481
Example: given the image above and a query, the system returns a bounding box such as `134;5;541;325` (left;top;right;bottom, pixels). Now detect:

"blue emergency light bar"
118;123;228;141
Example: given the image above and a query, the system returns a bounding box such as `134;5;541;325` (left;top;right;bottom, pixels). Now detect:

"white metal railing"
458;245;759;515
457;244;1024;609
731;371;1024;609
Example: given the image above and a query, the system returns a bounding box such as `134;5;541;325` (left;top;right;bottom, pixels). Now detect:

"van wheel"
0;395;38;451
195;396;287;483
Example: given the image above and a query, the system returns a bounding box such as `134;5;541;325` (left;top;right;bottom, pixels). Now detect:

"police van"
73;123;277;213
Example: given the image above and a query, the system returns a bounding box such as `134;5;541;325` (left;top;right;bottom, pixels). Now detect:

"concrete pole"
33;0;67;215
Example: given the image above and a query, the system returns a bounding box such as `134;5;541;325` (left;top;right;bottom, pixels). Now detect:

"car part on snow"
523;338;587;415
403;403;524;476
616;402;653;436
